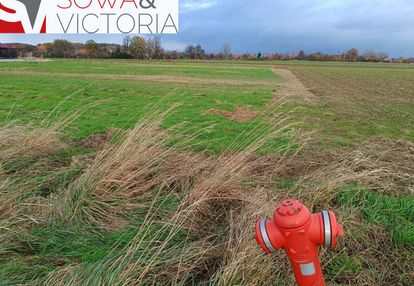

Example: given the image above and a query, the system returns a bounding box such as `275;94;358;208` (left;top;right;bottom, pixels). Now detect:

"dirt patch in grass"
203;106;258;121
74;134;110;149
271;68;317;104
250;148;343;180
73;128;124;149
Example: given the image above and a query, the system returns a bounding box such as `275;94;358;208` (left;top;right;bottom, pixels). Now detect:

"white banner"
0;0;179;34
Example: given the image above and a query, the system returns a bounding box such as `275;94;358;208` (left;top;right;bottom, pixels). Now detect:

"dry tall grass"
0;107;412;285
0;125;64;161
0;126;65;267
0;105;91;267
41;105;298;285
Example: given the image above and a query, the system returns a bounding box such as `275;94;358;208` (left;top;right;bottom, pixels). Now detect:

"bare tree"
344;48;359;61
154;37;163;59
222;43;232;60
377;52;389;61
185;44;205;59
147;37;163;59
122;36;131;53
297;50;306;60
194;44;205;59
363;49;378;62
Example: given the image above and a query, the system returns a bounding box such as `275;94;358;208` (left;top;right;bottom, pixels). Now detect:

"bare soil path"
271;68;317;104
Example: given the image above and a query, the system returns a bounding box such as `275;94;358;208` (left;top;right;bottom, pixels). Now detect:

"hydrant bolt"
255;199;343;286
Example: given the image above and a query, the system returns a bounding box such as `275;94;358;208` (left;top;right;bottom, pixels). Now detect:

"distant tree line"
238;48;412;63
290;48;390;62
30;37;235;60
1;38;413;63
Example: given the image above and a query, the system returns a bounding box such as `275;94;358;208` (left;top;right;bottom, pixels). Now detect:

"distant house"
329;55;344;62
75;47;89;58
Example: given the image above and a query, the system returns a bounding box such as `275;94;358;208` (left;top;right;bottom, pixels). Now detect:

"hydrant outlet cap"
274;199;311;228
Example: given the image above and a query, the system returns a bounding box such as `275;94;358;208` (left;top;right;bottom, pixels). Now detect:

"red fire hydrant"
255;199;343;286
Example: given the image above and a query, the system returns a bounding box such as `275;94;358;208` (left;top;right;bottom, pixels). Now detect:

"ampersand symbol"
140;0;156;9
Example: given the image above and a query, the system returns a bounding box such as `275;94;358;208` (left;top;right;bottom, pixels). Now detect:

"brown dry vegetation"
0;125;64;161
203;106;259;122
1;108;412;285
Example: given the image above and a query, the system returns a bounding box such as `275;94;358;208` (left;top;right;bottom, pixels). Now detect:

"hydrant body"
255;199;343;286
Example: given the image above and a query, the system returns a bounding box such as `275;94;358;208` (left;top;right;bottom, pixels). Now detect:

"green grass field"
0;60;286;153
0;59;413;285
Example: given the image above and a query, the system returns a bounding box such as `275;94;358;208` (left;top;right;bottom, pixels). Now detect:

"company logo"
0;0;178;34
0;0;46;33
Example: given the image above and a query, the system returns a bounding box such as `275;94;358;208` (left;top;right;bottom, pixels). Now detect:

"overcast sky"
1;0;414;57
